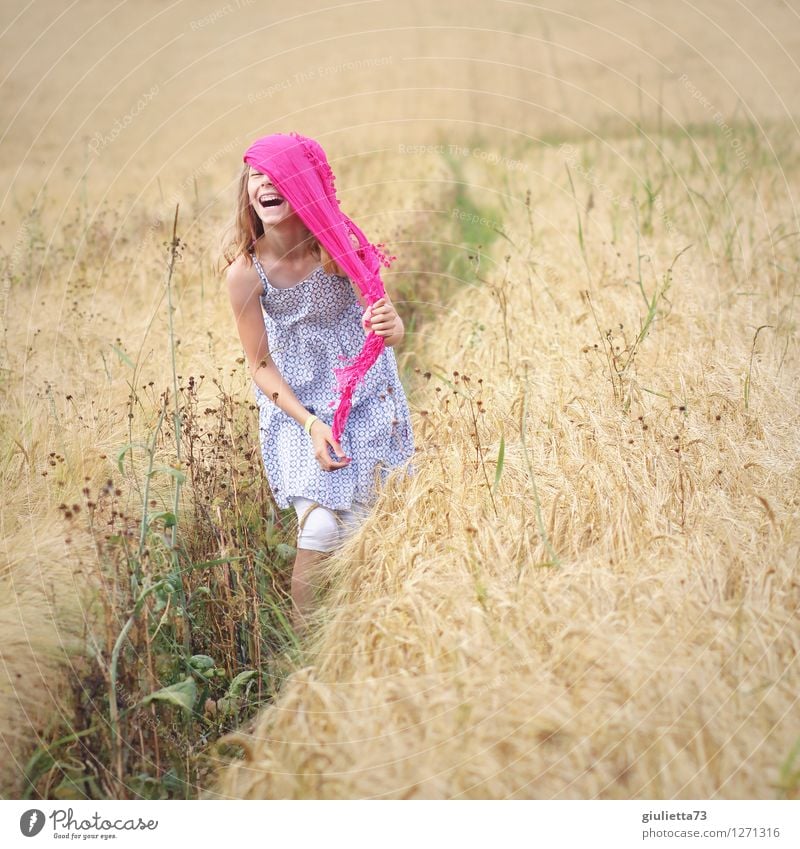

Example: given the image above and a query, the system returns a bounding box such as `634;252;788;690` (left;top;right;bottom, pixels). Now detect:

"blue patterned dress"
250;252;415;511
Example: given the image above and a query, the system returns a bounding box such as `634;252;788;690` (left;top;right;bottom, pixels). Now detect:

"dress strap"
250;251;269;296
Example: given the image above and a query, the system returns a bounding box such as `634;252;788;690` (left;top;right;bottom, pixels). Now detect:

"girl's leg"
290;497;340;631
291;548;329;633
288;497;372;633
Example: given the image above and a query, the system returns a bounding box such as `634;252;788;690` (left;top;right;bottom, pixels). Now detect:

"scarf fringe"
330;332;386;441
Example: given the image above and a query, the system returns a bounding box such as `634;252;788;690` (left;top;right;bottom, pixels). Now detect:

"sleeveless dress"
250;251;416;512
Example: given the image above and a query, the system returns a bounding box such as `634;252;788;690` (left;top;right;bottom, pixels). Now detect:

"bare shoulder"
226;253;260;303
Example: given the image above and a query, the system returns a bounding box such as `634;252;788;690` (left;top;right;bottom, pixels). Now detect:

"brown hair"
215;162;347;278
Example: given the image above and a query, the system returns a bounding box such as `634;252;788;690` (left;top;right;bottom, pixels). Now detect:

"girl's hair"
215;162;347;278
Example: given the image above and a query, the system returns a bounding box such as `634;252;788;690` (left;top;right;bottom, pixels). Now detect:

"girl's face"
247;166;294;224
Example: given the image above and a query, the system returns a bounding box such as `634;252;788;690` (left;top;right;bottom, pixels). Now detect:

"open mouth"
258;194;284;209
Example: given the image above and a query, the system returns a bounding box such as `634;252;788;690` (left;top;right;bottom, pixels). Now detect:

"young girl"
220;132;415;632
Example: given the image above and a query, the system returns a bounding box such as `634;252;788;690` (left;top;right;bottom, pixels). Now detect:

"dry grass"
0;147;454;798
2;123;797;799
209;128;799;799
1;0;799;801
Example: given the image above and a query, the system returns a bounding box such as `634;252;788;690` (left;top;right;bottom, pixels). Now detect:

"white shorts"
291;496;372;553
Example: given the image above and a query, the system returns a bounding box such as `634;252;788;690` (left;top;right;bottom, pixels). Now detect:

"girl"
220;132;415;633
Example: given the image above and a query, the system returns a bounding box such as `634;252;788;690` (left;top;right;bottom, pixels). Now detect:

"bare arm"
226;257;312;428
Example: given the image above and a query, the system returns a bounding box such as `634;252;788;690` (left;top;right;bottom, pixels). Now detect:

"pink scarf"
243;132;394;442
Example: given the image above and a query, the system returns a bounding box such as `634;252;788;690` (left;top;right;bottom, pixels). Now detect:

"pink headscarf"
243;132;395;442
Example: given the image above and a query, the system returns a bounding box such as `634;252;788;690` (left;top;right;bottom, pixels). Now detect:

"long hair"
215;163;347;277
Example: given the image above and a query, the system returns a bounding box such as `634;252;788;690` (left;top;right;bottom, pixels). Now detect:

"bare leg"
290;547;330;634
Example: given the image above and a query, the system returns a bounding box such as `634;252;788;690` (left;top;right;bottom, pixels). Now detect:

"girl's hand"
309;419;351;471
361;297;399;337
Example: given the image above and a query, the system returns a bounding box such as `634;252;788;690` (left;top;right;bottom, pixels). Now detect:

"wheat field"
1;0;798;800
209;129;800;799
